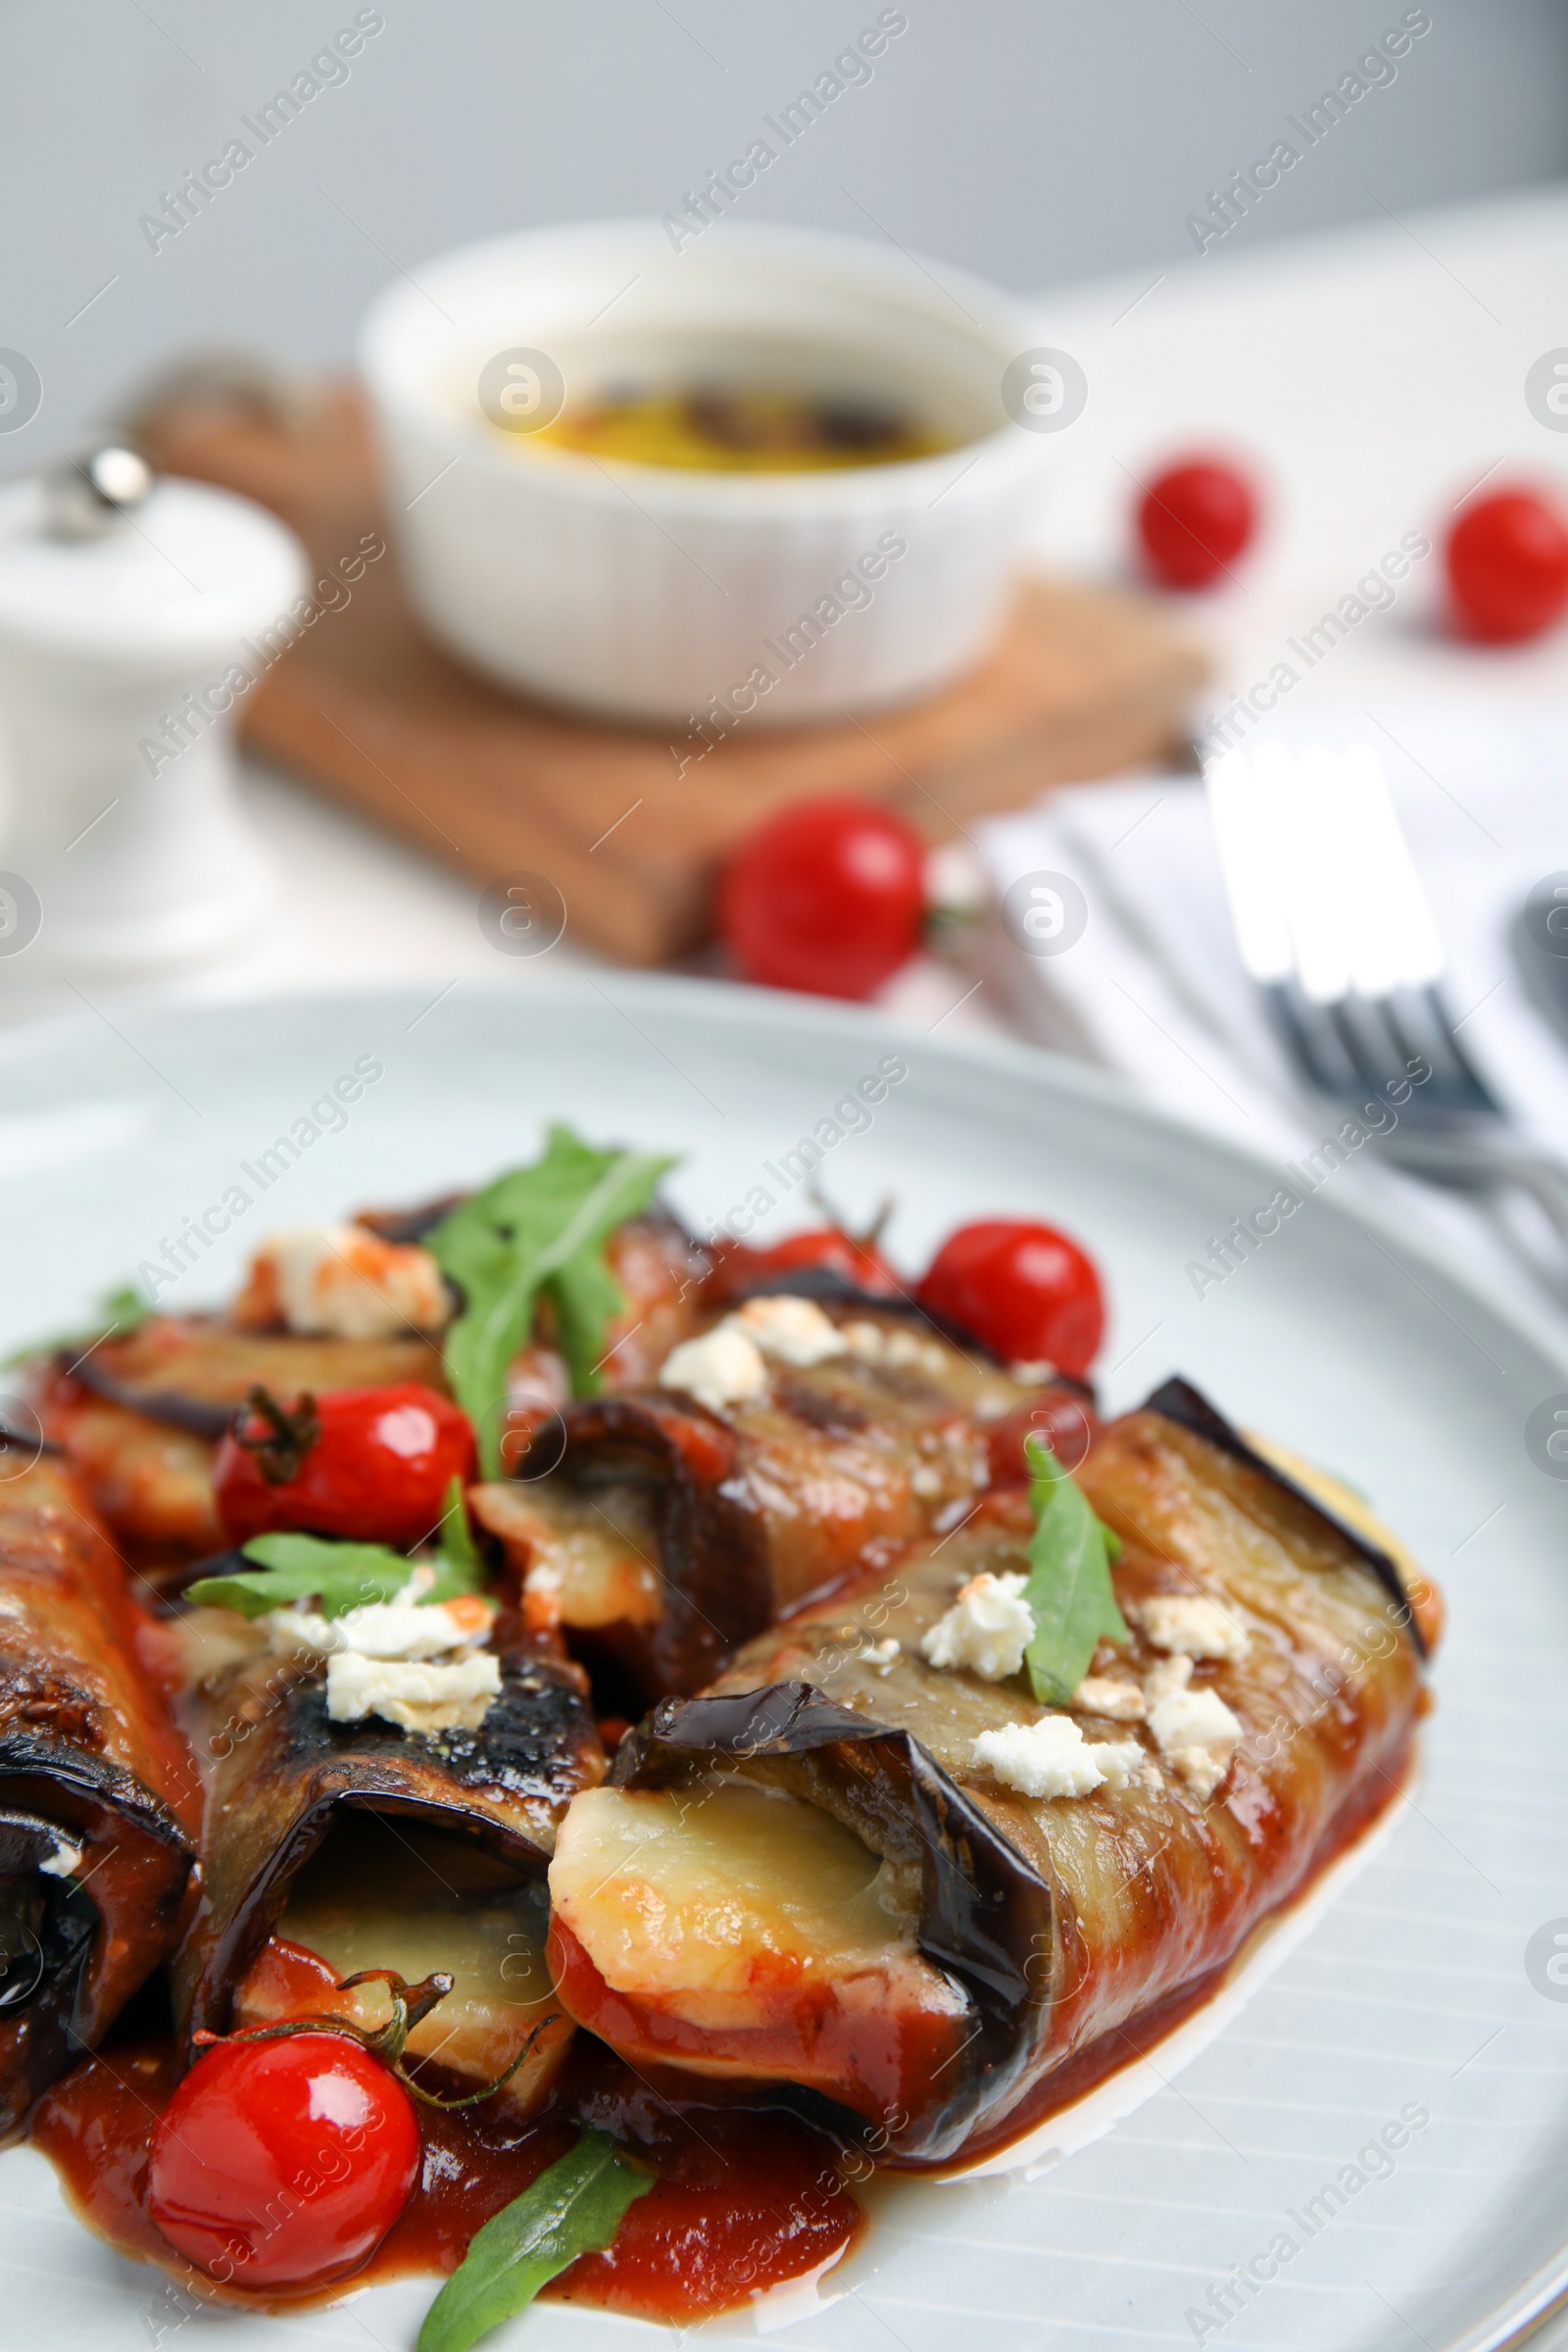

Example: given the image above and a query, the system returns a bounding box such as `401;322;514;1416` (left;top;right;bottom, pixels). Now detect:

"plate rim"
0;968;1564;2352
3;968;1565;1385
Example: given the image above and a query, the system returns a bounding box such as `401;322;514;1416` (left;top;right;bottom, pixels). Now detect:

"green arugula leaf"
436;1472;485;1585
416;2129;654;2352
5;1282;152;1368
186;1533;420;1620
428;1127;674;1476
186;1494;487;1621
1020;1436;1128;1704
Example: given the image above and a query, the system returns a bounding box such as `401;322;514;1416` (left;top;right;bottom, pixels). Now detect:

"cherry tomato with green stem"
214;1381;475;1550
147;2031;419;2290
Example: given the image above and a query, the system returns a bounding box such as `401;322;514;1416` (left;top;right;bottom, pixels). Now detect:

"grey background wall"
2;0;1564;474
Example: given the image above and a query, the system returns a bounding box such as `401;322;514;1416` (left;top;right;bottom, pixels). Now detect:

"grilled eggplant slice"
474;1395;771;1703
173;1628;604;2110
32;1365;224;1569
477;1295;1090;1702
68;1319;447;1438
0;1451;197;2134
36;1324;446;1583
546;1386;1431;2162
550;1686;1052;2157
36;1210;710;1585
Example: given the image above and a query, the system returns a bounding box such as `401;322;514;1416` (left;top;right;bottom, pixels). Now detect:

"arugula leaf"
417;2130;653;2352
186;1497;487;1622
437;1472;484;1584
1020;1437;1128;1704
428;1127;674;1476
185;1533;420;1620
5;1282;152;1368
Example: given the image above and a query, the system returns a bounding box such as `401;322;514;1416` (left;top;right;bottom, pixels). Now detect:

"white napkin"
974;697;1568;1338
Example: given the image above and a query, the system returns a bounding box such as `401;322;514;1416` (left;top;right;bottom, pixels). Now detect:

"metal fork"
1206;742;1568;1255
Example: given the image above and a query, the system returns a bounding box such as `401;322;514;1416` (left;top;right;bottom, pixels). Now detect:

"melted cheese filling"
548;1781;957;2033
470;1479;662;1630
234;1816;570;2112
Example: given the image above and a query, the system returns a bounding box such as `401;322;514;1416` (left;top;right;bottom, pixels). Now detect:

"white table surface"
2;188;1565;1097
118;183;1568;1026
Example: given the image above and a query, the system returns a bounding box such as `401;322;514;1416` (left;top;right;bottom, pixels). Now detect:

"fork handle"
1392;1130;1568;1253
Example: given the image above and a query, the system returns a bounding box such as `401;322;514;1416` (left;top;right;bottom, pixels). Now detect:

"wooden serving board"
139;383;1205;964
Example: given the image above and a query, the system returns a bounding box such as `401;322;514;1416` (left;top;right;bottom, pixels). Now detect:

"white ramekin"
359;220;1050;728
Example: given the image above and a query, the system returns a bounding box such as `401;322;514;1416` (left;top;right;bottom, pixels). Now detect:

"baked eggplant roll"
173;1620;605;2117
473;1285;1093;1702
0;1447;197;2134
33;1206;709;1580
36;1327;445;1573
546;1384;1433;2163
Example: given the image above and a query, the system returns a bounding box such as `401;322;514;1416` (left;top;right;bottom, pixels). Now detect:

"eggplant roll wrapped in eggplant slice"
33;1210;708;1579
474;1290;1093;1701
35;1326;446;1575
0;1452;197;2134
546;1390;1433;2163
174;1628;605;2117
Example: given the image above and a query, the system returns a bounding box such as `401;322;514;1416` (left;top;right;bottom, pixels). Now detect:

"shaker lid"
0;442;305;665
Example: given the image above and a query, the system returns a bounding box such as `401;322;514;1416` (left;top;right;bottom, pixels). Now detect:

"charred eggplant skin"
65;1322;447;1440
1143;1377;1427;1657
526;1396;772;1699
612;1683;1054;2163
177;1642;604;2044
531;1294;1087;1703
0;1456;196;2134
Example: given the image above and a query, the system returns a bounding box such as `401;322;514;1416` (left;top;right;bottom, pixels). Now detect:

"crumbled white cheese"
1144;1653;1194;1705
909;1464;943;1497
1091;1738;1149;1790
921;1572;1035;1681
728;1295;847;1367
39;1836;82;1879
1138;1593;1249;1663
326;1649;502;1734
659;1324;769;1415
1073;1674;1146;1722
972;1715;1145;1800
265;1597;491;1661
841;1320;948;1377
1147;1686;1244;1799
251;1223;449;1340
858;1638;901;1674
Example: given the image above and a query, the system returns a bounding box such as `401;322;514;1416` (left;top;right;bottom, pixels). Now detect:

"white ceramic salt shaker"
0;443;306;992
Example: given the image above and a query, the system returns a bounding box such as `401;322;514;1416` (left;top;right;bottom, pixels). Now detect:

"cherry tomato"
1137;458;1256;590
918;1219;1104;1379
147;2031;419;2290
708;1227;902;1300
215;1382;475;1550
718;797;926;999
1446;488;1568;643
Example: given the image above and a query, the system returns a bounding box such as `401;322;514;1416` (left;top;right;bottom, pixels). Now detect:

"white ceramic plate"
0;976;1565;2352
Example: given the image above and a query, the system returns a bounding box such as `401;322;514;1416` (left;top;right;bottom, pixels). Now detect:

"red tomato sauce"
26;1739;1417;2321
29;2030;862;2324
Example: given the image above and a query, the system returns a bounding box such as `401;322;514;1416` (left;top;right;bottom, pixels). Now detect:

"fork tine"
1271;980;1362;1095
1384;985;1495;1111
1208;743;1487;1113
1208;748;1568;1269
1327;993;1411;1099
